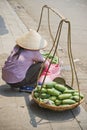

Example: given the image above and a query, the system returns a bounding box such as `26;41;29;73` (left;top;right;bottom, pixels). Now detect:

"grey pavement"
0;0;87;130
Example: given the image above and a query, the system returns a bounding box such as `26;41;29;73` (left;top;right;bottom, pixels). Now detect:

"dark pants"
8;62;44;88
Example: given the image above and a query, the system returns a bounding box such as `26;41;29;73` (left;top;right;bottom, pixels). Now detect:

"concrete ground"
0;0;87;130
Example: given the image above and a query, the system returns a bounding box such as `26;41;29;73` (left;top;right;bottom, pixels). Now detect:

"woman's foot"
19;86;34;93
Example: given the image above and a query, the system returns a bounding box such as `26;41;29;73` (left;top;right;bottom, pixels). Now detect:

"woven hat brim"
16;30;48;50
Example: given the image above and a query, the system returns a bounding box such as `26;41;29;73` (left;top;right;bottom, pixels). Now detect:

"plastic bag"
38;63;60;83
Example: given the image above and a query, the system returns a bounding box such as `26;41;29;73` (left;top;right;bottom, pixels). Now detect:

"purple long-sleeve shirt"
2;45;44;83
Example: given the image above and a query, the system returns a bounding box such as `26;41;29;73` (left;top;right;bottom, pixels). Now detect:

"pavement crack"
71;110;84;130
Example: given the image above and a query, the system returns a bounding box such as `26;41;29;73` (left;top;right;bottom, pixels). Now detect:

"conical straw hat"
16;29;48;50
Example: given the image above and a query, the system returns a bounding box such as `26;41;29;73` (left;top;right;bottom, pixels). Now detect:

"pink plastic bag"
38;63;60;83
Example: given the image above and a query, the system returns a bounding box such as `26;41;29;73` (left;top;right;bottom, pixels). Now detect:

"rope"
36;5;80;102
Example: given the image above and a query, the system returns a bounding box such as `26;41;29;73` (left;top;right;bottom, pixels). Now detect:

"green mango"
55;84;67;92
62;99;76;104
73;92;84;99
40;93;50;99
46;81;56;88
58;93;72;100
40;88;47;93
71;95;81;102
55;99;61;106
47;88;61;96
34;92;39;98
49;96;57;101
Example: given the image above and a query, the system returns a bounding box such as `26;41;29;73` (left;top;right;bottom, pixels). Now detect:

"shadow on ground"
0;84;81;127
0;16;8;35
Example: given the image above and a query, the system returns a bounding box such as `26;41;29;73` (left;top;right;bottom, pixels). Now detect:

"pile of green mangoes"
42;52;59;64
33;81;84;107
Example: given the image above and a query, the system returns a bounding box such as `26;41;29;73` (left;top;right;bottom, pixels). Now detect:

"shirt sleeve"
32;51;45;62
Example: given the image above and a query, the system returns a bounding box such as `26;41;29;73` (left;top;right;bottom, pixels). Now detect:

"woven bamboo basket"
32;89;84;111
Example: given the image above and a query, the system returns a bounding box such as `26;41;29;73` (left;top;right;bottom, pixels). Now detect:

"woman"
2;29;48;92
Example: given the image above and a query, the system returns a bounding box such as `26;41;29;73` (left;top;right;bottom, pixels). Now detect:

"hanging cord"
48;8;59;57
37;5;66;56
67;21;80;103
37;20;63;101
41;20;63;86
48;8;54;42
36;5;64;85
36;6;58;87
37;5;55;57
36;5;80;103
67;21;74;87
